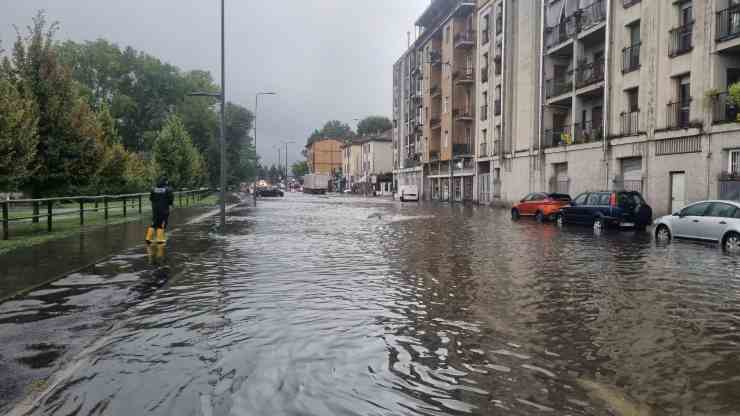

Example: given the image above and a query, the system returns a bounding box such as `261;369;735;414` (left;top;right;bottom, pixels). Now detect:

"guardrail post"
79;200;84;225
138;195;143;214
32;201;40;223
47;201;53;232
104;197;109;220
2;201;8;240
122;196;127;217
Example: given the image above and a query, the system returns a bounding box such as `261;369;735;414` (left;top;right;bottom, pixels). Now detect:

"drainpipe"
603;0;613;190
502;0;509;169
538;0;546;189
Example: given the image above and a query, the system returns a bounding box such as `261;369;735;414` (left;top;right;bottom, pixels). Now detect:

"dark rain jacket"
150;182;174;215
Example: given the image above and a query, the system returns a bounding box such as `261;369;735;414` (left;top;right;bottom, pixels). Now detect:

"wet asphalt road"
1;193;740;415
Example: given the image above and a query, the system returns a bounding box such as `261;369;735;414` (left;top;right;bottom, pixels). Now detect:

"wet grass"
0;194;218;256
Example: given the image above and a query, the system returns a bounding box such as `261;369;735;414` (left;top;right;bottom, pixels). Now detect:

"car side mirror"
519;199;525;203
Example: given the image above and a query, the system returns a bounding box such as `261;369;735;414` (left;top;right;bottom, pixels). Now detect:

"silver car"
654;200;740;250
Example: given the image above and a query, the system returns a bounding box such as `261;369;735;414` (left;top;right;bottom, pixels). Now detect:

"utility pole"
254;92;277;205
219;0;226;227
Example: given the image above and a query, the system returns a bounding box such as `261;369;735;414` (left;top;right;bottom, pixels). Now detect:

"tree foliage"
152;114;205;189
291;160;309;178
357;116;392;136
306;120;354;146
0;78;38;191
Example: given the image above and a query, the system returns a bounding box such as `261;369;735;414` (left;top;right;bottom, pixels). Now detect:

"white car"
654;200;740;250
399;185;419;202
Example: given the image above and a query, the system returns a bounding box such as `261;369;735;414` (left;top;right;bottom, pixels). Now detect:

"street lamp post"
281;140;296;190
254;92;277;205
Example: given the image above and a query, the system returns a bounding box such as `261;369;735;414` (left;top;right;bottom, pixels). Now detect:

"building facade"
393;0;740;215
358;131;394;194
306;138;344;175
341;139;363;192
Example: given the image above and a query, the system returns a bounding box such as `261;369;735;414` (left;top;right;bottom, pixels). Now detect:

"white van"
399;185;419;202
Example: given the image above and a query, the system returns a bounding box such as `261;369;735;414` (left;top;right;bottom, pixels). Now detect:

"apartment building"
393;46;424;198
305;138;343;175
341;139;362;192
394;0;740;214
358;131;394;194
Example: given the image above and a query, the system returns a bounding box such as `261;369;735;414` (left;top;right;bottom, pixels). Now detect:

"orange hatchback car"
511;192;572;222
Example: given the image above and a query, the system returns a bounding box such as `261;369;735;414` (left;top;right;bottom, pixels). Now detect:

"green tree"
291;160;309;178
224;102;255;186
357;116;392;136
152;114;205;189
4;12;108;196
306;120;354;146
0;78;39;191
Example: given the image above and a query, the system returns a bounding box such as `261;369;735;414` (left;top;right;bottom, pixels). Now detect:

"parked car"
654;200;740;250
511;192;571;222
556;190;652;231
399;185;419;202
257;187;284;197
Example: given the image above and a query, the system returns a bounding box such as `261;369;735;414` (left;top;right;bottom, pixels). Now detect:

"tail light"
609;193;617;207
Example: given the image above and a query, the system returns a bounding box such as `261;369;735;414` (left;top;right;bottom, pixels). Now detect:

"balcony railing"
578;0;607;32
620;110;640;136
453;143;472;156
623;0;640;8
622;43;640;73
481;66;489;83
453;68;475;84
669;22;694;57
717;6;740;42
430;114;442;129
430;84;441;98
454;31;476;48
496;17;503;35
430;50;442;67
574;119;604;143
453;108;474;121
575;59;605;89
666;100;691;129
545;77;573;99
479;141;487;156
544;127;572;148
480;104;488;121
545;15;578;49
430;151;440;161
481;27;490;45
494;99;501;115
712;92;739;124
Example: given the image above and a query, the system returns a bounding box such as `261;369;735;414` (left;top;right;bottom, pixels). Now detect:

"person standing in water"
146;176;174;244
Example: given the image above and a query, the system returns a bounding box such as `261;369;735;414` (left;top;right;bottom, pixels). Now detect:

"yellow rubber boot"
156;228;167;244
145;227;154;243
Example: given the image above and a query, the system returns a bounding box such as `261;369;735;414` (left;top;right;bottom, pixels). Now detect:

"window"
629;21;640;46
730;150;740;174
706;203;737;218
679;75;691;106
627;88;639;112
532;193;546;201
483;91;488;106
465;126;472;146
482;15;490;44
495;124;501;140
573;193;589;205
444;130;449;147
482;128;487;143
682;202;710;217
586;193;602;205
679;2;693;26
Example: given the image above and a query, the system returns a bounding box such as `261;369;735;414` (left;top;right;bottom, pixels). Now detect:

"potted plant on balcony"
728;82;740;122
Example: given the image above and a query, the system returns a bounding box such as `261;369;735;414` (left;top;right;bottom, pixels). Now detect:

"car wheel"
593;217;605;233
511;208;520;220
723;232;740;252
535;211;545;223
655;225;671;242
556;214;564;227
400;197;405;202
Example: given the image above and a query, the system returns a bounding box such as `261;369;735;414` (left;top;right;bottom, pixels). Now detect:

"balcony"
575;59;605;89
479;141;487;156
669;22;693;57
430;151;440;161
430;49;442;68
622;43;640;73
712;92;740;124
481;66;489;83
453;108;474;121
496;17;503;35
430;114;442;129
620;110;640;136
623;0;640;8
481;27;490;45
578;0;607;33
453;143;472;156
480;104;488;121
492;139;500;156
666;100;691;130
545;15;578;50
544;126;572;148
545;77;573;99
453;68;475;85
430;84;441;98
717;6;740;42
574;119;604;143
454;31;475;49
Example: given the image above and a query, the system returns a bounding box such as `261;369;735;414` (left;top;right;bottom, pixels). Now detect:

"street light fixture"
187;0;227;229
254;91;277;205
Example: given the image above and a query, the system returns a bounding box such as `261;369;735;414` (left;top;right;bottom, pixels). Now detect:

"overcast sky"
0;0;427;166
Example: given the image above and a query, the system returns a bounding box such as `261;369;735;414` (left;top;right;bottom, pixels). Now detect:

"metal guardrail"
669;22;694;57
716;5;740;42
622;43;641;73
1;188;213;241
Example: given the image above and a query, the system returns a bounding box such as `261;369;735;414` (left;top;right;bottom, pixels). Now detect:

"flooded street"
5;193;740;415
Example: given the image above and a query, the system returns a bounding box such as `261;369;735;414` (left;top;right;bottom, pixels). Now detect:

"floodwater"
4;194;740;415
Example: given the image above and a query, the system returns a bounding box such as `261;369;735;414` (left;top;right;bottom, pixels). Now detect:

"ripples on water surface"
20;194;740;415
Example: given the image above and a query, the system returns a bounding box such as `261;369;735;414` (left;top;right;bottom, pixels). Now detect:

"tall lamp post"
187;0;227;228
281;140;296;189
254;91;277;205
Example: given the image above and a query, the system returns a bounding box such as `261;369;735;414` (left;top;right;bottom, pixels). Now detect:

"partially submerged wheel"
655;225;671;242
535;211;545;223
593;217;605;233
723;232;740;252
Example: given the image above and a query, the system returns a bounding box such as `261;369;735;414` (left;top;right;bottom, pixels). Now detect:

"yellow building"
306;138;344;175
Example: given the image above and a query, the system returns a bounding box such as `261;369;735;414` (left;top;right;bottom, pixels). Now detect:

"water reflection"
7;195;740;415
